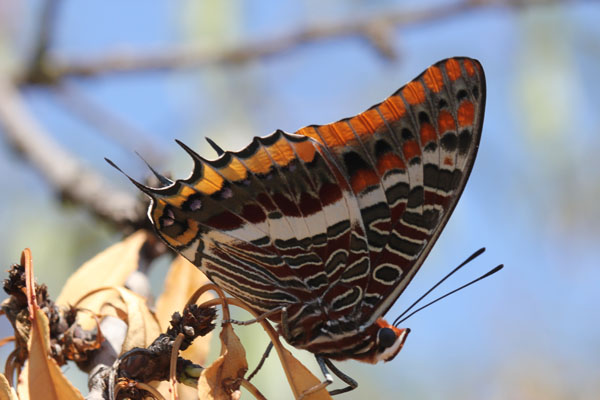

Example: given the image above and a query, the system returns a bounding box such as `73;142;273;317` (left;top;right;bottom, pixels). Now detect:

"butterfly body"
132;57;486;365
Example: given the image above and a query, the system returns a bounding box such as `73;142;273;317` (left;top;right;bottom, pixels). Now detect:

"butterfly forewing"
363;58;485;322
140;57;485;360
297;58;486;325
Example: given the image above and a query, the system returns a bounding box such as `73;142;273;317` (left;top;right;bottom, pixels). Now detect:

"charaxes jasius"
113;57;486;394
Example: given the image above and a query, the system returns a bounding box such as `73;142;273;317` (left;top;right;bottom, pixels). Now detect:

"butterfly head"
358;318;410;364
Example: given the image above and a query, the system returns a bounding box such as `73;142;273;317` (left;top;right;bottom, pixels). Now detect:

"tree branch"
24;0;63;84
0;77;144;228
49;0;489;78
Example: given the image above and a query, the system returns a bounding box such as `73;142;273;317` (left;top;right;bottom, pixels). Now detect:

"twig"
25;0;63;84
49;0;491;78
0;77;144;228
52;82;162;164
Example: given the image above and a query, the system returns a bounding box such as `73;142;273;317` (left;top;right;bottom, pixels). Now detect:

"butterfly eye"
377;327;396;349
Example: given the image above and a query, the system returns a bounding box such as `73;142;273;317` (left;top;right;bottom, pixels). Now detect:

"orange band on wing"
190;164;225;195
464;59;476;76
457;101;475;127
379;96;406;122
402;140;421;160
268;136;295;167
152;203;165;227
437;110;456;133
351;109;384;137
241;146;273;175
178;186;197;204
219;157;249;182
310;121;355;148
376;152;405;175
420;122;437;145
424;66;444;93
174;219;200;246
402;81;426;105
293;140;317;163
445;59;462;81
296;126;321;144
350;169;380;193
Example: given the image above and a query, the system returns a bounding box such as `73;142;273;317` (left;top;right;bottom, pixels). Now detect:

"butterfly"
112;57;486;395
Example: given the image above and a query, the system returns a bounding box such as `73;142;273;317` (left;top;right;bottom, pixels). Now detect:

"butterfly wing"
295;57;486;326
140;57;485;335
144;131;370;322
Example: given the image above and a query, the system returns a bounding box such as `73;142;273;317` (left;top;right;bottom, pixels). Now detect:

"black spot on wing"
458;129;473;155
440;133;458;151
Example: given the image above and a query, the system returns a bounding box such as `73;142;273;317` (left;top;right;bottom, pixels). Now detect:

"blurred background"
1;0;599;399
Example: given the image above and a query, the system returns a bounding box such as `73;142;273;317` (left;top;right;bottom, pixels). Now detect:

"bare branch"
25;0;63;84
0;77;144;227
52;82;162;163
49;0;487;78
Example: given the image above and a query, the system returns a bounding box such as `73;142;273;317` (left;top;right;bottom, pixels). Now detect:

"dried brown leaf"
71;286;127;330
115;287;161;353
22;249;36;318
197;323;248;400
69;286;160;353
156;256;213;366
16;309;84;400
219;298;331;399
56;230;149;307
275;346;331;400
0;373;17;400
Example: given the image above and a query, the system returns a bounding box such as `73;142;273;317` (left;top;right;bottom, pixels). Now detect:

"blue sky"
1;1;600;399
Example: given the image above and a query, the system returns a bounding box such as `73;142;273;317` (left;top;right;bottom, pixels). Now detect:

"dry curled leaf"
76;287;160;353
15;250;84;399
0;373;17;400
56;230;149;307
116;287;161;352
220;298;331;399
16;309;84;400
73;287;127;331
274;346;331;400
197;323;248;400
194;295;331;399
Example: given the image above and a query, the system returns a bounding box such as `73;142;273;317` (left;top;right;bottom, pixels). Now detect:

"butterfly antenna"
394;264;503;326
205;137;225;156
105;158;155;196
392;247;486;327
134;151;173;186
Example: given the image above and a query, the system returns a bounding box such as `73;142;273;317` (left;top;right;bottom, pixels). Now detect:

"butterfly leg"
246;342;274;381
298;355;358;400
298;356;358;399
296;356;333;399
321;357;358;395
224;305;286;326
279;306;291;340
224;305;292;341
